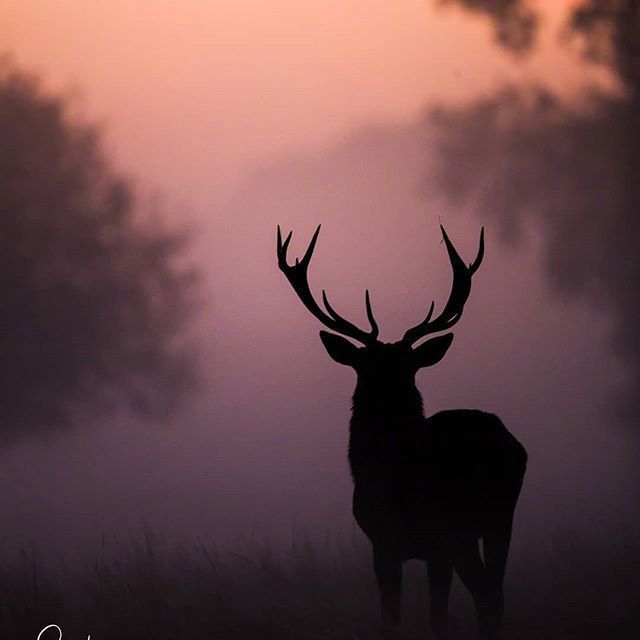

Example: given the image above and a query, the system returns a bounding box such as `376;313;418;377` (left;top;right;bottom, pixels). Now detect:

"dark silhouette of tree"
439;0;639;91
436;0;538;53
430;1;640;422
0;58;198;441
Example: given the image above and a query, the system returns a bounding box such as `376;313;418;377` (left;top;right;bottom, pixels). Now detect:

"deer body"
277;225;526;640
349;405;526;560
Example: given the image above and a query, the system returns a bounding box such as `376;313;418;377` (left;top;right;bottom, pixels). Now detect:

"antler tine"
470;226;484;273
365;290;379;338
401;226;484;346
277;226;293;265
277;225;379;345
321;288;380;343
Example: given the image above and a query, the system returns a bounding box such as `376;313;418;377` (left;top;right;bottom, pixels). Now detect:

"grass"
1;524;639;639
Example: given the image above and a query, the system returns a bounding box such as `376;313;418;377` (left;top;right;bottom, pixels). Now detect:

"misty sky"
0;1;633;558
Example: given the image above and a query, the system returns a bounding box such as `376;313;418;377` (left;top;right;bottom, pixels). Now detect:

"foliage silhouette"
278;225;527;640
436;0;538;54
440;0;640;89
0;58;197;441
431;0;640;421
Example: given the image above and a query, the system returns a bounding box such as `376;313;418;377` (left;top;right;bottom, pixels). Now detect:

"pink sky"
0;1;608;197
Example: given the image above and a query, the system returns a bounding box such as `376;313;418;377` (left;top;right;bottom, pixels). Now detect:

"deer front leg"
426;550;453;640
373;544;402;634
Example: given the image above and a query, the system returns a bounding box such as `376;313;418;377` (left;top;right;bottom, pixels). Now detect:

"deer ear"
319;331;361;367
412;333;454;369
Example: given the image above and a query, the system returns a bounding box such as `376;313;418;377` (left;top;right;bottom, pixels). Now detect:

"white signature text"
37;624;91;640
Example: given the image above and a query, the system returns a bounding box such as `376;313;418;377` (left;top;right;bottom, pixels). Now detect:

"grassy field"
1;524;639;639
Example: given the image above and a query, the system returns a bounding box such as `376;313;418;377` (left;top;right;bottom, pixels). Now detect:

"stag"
277;225;526;640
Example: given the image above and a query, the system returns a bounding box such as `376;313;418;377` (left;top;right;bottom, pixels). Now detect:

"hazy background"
0;0;635;561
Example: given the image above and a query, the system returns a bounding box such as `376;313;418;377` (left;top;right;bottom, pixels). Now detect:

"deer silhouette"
277;225;527;640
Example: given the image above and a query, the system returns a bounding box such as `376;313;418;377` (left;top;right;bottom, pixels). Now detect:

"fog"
0;1;635;563
0;119;633;559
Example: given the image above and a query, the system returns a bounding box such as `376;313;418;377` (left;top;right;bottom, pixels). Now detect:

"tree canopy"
439;0;640;92
0;59;197;441
431;1;640;421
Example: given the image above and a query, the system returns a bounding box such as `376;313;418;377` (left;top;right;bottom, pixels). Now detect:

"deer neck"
347;381;425;483
349;380;422;437
350;380;424;425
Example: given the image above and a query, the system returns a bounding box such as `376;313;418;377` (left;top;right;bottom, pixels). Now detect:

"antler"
401;225;484;346
277;225;379;345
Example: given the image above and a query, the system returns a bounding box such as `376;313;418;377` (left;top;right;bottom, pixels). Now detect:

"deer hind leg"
426;549;453;640
373;545;403;634
452;537;500;640
482;510;516;628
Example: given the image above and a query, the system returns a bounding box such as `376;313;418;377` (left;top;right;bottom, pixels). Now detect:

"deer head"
276;225;484;390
